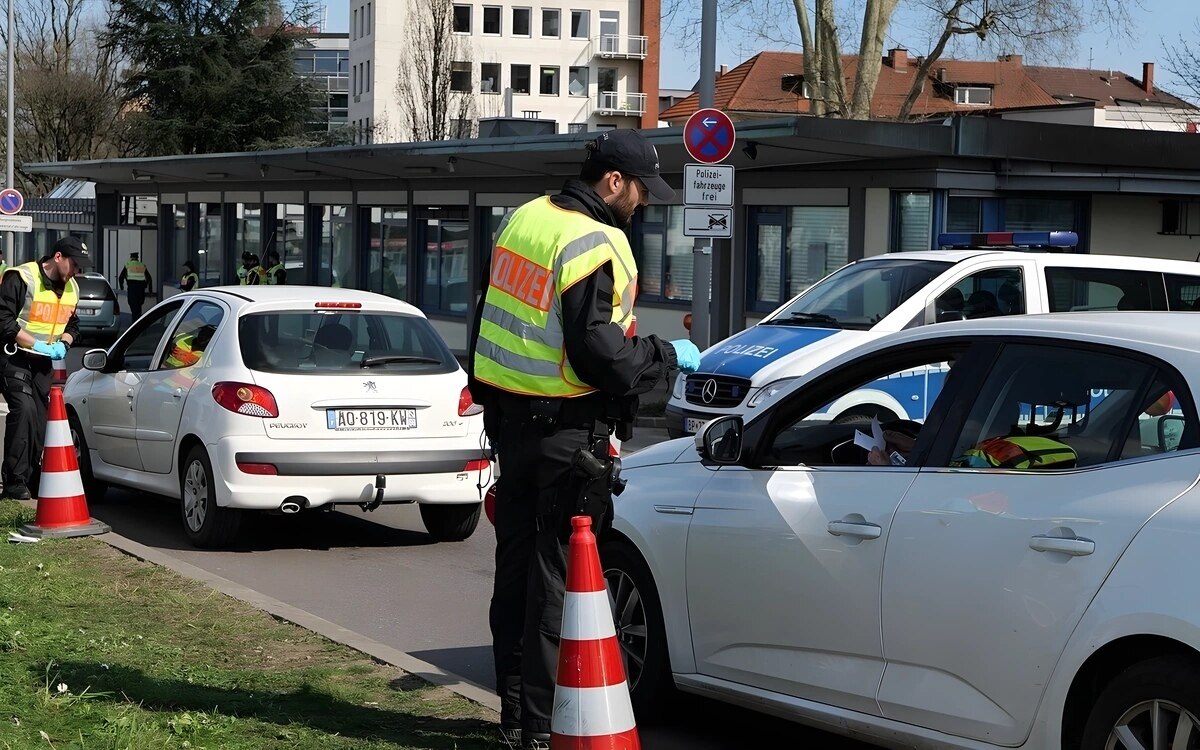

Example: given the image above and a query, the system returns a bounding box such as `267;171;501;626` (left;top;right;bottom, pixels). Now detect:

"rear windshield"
239;311;458;374
765;258;952;330
75;275;114;301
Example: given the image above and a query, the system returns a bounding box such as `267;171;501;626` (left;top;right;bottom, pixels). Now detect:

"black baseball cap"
586;129;675;201
52;236;92;271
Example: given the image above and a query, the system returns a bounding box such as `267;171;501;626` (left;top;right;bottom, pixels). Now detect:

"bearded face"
607;178;644;228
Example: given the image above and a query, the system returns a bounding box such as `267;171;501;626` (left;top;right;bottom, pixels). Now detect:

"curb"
635;415;666;429
86;526;503;715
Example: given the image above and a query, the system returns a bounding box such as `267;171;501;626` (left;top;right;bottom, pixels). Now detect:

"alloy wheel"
182;459;209;533
604;567;648;689
1106;699;1200;750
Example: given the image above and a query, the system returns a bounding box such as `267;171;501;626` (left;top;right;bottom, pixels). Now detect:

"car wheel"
601;540;674;718
419;502;481;542
180;445;241;548
68;414;107;503
1081;656;1200;750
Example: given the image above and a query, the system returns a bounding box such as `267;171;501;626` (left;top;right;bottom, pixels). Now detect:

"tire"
179;445;241;548
1081;655;1200;750
419;502;481;542
68;414;108;504
600;540;674;719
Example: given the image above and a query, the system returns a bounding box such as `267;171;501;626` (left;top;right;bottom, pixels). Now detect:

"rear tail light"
458;386;484;417
237;462;278;475
463;458;490;473
212;382;279;418
315;302;363;309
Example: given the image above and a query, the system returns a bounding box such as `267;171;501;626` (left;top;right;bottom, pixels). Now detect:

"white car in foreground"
607;312;1199;750
66;286;492;548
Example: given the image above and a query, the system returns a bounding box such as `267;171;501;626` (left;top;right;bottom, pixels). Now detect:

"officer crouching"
468;128;701;749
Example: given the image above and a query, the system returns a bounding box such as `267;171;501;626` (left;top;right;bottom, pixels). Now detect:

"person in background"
265;250;287;285
468;128;701;749
118;251;153;320
241;253;266;285
0;237;89;500
179;260;200;292
237;251;251;284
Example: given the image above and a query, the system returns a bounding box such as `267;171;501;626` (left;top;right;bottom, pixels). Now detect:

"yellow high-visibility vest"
10;262;79;344
164;332;202;368
267;263;285;284
181;272;199;290
124;259;147;282
473;197;637;397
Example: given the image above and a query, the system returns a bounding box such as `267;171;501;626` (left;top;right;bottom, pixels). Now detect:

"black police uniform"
468;178;678;742
0;257;82;498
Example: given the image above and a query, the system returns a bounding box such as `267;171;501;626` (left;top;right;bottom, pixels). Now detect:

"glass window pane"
483;6;501;33
894;191;931;252
540;66;559;95
481;62;501;93
571;10;588;38
788;206;848;294
423;221;469;314
318;205;352;288
367;207;407;299
1005;197;1075;232
168;205;188;288
513;7;530;35
665;207;692;301
511;64;531;94
935;267;1025;323
568;67;588;96
234;203;261;265
755;223;783;306
453;4;470;32
636;224;663;298
198;203;223;287
1045;268;1164;312
946;197;981;232
542;9;559;36
1166;273;1200;311
273;204;306;285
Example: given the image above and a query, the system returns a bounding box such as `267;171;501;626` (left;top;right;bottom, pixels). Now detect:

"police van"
666;232;1200;438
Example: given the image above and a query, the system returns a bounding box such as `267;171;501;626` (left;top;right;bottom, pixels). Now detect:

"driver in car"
867;430;916;466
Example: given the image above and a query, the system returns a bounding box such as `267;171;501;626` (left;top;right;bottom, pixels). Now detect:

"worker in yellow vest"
240;253;267;285
179;260;200;292
265;251;287;285
118;251;153;320
467;129;700;746
0;236;89;500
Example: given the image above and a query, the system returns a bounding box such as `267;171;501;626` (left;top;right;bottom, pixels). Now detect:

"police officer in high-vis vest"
468;129;701;749
179;260;200;292
265;251;286;285
118;251;153;320
0;236;89;500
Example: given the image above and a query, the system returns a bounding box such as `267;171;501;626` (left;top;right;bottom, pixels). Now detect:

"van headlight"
672;372;686;400
747;378;796;408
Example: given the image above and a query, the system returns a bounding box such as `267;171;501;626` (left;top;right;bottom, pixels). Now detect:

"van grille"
684;374;752;408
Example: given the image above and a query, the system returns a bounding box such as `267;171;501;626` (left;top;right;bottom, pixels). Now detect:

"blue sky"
327;0;1197;95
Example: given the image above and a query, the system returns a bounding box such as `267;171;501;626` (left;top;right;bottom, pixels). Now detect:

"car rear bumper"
209;436;493;510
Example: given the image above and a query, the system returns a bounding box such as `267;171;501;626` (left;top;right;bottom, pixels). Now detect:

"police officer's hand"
669;339;702;373
32;341;67;359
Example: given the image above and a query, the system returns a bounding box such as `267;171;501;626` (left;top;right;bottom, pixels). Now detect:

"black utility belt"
495;394;610;429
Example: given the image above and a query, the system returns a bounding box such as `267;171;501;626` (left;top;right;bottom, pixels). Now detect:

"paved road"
8;346;875;748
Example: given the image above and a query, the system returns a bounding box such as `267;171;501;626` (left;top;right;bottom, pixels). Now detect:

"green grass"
0;500;503;749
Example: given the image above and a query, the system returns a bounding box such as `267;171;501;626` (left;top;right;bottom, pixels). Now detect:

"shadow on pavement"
90;489;438;553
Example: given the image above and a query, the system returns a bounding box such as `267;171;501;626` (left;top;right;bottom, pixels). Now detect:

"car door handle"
172;388;183;399
1029;534;1095;556
126;388;134;398
827;521;882;540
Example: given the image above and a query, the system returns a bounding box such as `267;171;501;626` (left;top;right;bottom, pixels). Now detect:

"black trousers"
126;281;147;320
489;409;612;735
2;354;52;491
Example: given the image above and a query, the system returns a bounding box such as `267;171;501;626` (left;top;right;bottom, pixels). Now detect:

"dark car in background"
73;272;121;341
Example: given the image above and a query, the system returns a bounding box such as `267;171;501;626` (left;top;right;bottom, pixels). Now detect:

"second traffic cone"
19;386;110;539
551;515;640;749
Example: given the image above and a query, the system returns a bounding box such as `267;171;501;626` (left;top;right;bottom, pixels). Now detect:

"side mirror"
695;415;744;465
1158;414;1186;452
82;349;108;372
936;310;966;323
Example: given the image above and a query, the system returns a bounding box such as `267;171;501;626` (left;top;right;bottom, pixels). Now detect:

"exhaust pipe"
280;497;307;514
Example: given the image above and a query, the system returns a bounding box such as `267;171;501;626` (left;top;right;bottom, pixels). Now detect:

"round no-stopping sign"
683;108;736;164
0;188;23;216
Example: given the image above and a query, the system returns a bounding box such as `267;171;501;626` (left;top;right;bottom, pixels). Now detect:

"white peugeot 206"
64;286;492;548
609;312;1200;750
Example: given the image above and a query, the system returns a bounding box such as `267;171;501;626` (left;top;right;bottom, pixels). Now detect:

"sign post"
683;109;736;349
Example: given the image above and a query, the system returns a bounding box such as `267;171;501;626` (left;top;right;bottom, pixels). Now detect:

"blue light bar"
936;231;1079;249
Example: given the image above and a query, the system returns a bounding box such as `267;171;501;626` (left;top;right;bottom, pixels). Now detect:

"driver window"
943;344;1195;471
934;267;1024;323
765;346;968;468
158;301;225;371
113;302;185;371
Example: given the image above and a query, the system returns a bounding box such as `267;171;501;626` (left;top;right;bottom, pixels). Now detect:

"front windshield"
764;259;952;330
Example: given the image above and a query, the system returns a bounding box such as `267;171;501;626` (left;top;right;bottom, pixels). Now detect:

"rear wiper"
361;355;442;368
764;312;842;326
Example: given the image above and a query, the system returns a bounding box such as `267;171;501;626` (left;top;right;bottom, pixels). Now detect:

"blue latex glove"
669;339;702;373
32;341;66;359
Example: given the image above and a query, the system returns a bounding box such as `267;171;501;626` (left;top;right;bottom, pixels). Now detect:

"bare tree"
668;0;1144;121
1163;20;1200;106
394;0;477;141
0;0;126;194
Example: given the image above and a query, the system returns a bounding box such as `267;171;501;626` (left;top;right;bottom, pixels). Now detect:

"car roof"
857;250;1200;273
180;286;425;316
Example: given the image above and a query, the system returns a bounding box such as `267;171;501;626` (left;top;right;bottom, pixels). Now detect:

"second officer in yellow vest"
0;236;89;500
118;251;153;321
468;129;700;748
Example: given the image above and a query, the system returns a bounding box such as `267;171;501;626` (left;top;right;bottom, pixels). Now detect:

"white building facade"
347;0;662;142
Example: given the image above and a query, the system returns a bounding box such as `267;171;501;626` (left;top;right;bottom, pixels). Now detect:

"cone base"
19;518;111;539
550;728;641;749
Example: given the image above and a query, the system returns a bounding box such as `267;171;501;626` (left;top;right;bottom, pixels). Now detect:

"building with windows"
26;116;1200;352
346;0;661;142
292;33;351;132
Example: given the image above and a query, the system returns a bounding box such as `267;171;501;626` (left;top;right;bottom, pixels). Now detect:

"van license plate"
326;408;418;431
77;308;97;316
684;417;708;434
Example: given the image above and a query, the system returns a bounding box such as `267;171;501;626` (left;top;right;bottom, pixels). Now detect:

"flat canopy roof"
23;116;1200;194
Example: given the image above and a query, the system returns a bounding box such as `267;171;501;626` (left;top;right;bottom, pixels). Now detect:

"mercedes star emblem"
701;378;718;404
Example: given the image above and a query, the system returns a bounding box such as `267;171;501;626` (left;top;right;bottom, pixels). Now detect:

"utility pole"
689;0;717;349
5;0;13;263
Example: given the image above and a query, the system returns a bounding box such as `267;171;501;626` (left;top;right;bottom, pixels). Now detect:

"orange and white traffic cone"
551;515;640;749
18;386;110;539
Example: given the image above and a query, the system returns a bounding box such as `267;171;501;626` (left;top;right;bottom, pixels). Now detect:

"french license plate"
684;417;708;434
326;408;418;431
77;308;98;316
